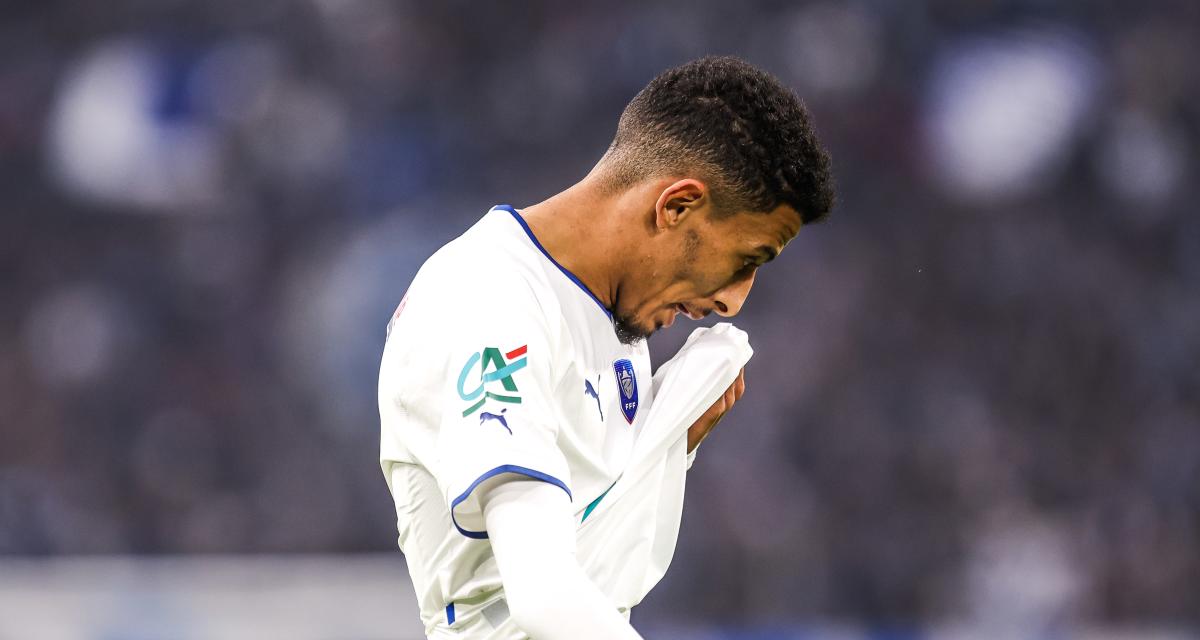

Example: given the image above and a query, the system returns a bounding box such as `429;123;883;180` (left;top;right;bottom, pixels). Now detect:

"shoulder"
415;223;559;318
390;215;569;357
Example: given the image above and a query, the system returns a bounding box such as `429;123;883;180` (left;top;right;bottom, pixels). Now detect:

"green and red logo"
458;345;527;417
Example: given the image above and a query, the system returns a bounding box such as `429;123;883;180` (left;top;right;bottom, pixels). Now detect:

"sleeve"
429;277;573;539
483;480;645;639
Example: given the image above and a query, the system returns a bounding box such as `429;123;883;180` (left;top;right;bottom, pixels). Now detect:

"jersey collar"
492;205;614;322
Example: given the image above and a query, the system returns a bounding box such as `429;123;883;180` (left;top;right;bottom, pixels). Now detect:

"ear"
653;179;708;231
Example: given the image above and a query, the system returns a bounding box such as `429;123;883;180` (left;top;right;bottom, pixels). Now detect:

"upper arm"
422;270;575;538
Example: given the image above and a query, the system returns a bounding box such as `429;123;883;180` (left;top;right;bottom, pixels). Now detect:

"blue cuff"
450;464;573;539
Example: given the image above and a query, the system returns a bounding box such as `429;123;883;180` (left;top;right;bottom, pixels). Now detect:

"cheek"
671;268;725;302
677;233;735;294
670;258;692;281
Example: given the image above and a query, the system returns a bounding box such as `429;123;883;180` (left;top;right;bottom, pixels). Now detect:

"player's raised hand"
686;367;745;453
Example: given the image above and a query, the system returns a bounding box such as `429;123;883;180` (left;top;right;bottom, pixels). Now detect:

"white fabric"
379;206;655;635
388;463;521;640
575;323;753;610
380;205;752;637
482;480;643;640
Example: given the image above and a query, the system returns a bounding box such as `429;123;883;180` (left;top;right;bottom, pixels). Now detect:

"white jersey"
379;205;654;636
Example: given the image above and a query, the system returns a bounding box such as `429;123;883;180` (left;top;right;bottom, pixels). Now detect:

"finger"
734;368;746;401
707;412;725;432
706;395;726;424
724;374;739;399
723;370;743;408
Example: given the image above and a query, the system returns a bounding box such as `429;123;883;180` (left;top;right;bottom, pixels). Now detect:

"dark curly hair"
600;56;835;224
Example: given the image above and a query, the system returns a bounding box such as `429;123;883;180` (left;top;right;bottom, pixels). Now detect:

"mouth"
662;305;679;329
655;304;705;331
676;303;705;320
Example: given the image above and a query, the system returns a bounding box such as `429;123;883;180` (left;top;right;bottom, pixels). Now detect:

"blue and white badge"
612;358;638;424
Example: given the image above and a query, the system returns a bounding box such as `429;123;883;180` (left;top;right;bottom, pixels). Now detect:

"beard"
613;311;651;345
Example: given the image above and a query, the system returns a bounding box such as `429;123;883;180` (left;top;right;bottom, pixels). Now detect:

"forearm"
482;479;643;640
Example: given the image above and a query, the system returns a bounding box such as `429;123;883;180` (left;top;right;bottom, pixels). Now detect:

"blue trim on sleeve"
492;205;614;321
446;603;455;625
450;464;573;539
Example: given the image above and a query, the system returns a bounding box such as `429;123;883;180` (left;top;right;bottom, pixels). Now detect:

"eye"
736;257;757;274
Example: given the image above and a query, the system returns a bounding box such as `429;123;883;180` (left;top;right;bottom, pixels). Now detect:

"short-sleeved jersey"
378;205;653;633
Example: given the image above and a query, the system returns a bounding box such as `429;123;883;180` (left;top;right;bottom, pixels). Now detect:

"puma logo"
479;408;511;435
584;377;603;421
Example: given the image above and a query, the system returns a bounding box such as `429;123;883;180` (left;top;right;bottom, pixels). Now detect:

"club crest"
612;358;638;424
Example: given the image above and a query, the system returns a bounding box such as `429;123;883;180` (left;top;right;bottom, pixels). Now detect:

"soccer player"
379;56;834;639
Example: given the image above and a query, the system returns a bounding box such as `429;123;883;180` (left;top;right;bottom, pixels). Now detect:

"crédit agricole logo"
457;345;528;417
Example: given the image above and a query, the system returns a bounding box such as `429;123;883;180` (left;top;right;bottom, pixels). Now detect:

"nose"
711;271;756;317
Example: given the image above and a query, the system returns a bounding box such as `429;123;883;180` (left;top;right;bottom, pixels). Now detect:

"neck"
518;176;630;312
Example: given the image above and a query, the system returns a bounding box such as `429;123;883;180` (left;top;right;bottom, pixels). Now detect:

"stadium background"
1;0;1198;637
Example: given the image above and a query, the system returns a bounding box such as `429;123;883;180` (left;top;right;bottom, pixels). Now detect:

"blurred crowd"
1;0;1197;631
